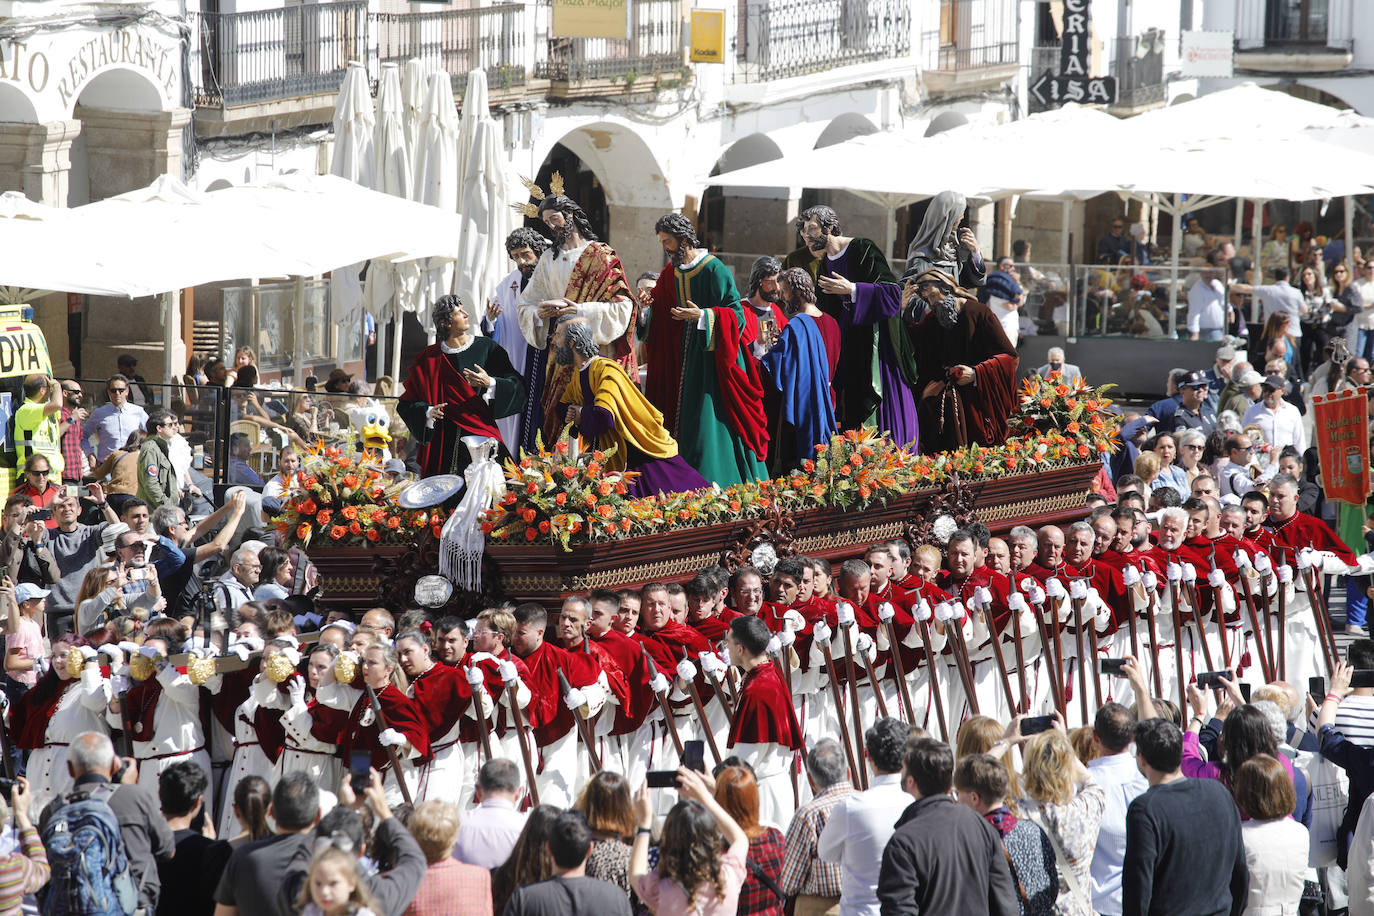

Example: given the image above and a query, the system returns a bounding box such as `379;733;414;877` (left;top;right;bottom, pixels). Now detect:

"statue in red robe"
909;268;1018;454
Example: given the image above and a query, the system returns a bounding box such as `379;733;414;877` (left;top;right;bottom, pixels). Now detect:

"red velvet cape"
409;662;472;744
590;628;652;733
340;683;432;771
518;641;605;747
728;662;802;749
912;301;1019;453
1264;511;1357;566
11;670;77;750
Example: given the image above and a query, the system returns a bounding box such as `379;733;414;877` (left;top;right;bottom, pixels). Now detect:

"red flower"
366;529;381;542
526;481;538;494
329;525;346;540
538;520;551;534
598;481;613;496
341;506;359;520
620;518;632;532
615;481;626;495
348;521;362;535
555;493;567;506
554;441;570;454
604;521;618;534
1078;444;1091;457
298;498;318;516
562;467;578;479
526;528;538;541
343;474;359;488
521;507;538;524
386;517;401;529
597;505;614;519
316;510;332;526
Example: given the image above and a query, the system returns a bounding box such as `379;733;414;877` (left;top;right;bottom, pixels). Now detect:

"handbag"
1023;802;1093;916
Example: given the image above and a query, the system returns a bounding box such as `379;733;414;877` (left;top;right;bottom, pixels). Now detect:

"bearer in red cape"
587;590;654;786
115;632;213;817
464;607;536;776
397;295;524;477
909;267;1018;455
686;570;740;645
512;603;614;809
726;616;803;829
337;642;431;806
396;630;486;806
635;582;714;769
12;635;112;817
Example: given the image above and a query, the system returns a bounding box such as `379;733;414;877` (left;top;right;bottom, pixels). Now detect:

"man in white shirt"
1187;262;1228;342
1242;375;1306;459
1233;266;1307;339
1088;701;1148;915
1216;433;1258;499
453;758;529;869
817;717;912;916
1354;260;1374;361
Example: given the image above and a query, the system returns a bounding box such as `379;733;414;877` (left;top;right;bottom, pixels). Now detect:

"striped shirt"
0;826;49;916
1334;695;1374;747
779;781;852;899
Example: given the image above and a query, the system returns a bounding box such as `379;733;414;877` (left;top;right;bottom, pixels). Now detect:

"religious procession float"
277;372;1119;615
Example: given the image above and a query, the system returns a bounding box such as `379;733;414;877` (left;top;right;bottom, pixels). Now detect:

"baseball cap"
15;583;50;604
1234;368;1264;387
1263;375;1289;391
1216;345;1237;363
1180;370;1210;389
384;458;408;475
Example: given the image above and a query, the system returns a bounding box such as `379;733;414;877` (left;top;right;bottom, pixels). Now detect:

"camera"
0;777;18;797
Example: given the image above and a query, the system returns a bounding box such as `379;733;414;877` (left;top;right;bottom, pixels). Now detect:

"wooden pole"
364;684;414;807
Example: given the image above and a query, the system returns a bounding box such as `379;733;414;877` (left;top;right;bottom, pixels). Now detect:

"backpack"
40;783;138;916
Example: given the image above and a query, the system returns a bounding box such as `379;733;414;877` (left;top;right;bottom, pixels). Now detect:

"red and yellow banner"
1313;387;1370;504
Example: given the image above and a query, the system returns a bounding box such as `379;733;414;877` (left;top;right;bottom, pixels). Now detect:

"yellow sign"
552;0;629;40
690;10;726;62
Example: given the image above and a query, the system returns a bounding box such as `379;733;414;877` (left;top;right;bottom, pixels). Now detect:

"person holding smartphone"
0;496;57;590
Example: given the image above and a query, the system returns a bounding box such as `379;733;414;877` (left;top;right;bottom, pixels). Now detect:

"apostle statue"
556;317;708;498
483;228;548;448
909;268;1018;455
760;272;838;474
744;256;788;352
514;176;636;455
398;295;524;477
899;191;987;312
642;213;768;487
804;206;920;449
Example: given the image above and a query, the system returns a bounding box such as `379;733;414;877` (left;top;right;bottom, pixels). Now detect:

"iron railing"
535;0;681;81
736;0;910;81
922;0;1018;72
373;4;528;94
191;1;369;107
1110;32;1166;108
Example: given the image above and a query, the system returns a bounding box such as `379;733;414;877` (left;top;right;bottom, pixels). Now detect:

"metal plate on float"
397;474;464;508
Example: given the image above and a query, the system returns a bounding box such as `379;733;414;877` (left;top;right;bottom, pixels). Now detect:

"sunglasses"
26;469;48;476
108;387;128;394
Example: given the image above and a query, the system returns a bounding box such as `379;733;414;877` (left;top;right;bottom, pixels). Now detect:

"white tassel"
440;436;507;590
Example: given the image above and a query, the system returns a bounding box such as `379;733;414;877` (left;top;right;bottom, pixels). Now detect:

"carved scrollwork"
903;473;981;548
719;505;798;572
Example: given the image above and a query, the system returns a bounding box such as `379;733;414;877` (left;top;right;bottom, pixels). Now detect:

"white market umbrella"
455;68;489;212
414;71;461;343
453;116;512;316
373;63;412;200
330;60;377;362
403;58;431;195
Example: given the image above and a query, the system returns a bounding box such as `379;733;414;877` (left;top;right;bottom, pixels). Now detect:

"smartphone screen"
645;770;677;789
1196;670;1233;690
1022;715;1055;735
349;750;371;794
1310;677;1327;703
1100;659;1128;676
681;740;705;774
1239;683;1251;703
1353;670;1374;690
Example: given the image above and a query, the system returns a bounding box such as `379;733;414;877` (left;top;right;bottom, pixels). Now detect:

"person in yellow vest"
13;374;62;485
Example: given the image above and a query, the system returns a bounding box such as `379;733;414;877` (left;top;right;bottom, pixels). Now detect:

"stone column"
74;106;191;201
0;119;81;206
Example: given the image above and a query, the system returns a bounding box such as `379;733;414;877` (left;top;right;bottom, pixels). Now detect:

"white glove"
111;674;130;695
564;688;587;711
80;663;103;690
1069;579;1088;600
280;647;302;667
812;620;832;646
138;646;161;659
1143;571;1158;591
466;667;485;688
498;660;519;684
855;632;877;663
975;587;993;610
1278;564;1294;584
1008;593;1029;613
1122;566;1140;587
766;636;782;657
230;643;252;662
1046;578;1067;599
675;659;697;682
835;601;856;626
781;609;806;633
777;628;796;649
117;641;140;658
649;672;670;695
1027;585;1046;606
1233;550;1253;570
698;652;726;679
914;600;933;622
1254;553;1272;575
1298;547;1315;571
1207;569;1226;588
1167;562;1183;582
97;644;124;667
1182;563;1197;583
279;634;300;649
77;646;98;661
378;728;406;748
934;602;956;622
877;601;895;622
286;676;306;709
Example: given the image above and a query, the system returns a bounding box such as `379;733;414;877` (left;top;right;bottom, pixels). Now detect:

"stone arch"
813;111;878;149
701;131;786;255
0;84;38;124
71;67;168;116
533;121;673;276
204;178;233;191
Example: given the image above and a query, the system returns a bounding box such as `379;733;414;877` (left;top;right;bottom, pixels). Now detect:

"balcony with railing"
1108;31;1166;111
734;0;910;82
1234;0;1354;70
190;1;369;108
373;4;528;99
921;0;1018;92
534;0;682;90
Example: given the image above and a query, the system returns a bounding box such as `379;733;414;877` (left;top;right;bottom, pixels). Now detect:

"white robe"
217;683;277;839
517;242;633;352
25;669;110;820
486;268;529;448
116;665;213;822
